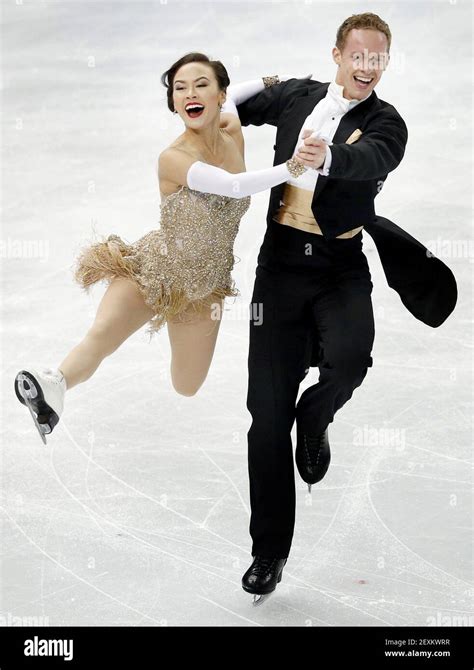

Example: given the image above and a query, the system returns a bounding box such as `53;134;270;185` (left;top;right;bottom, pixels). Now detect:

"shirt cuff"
316;145;332;176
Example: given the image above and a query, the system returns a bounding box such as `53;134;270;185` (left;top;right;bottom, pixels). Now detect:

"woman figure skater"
14;52;310;444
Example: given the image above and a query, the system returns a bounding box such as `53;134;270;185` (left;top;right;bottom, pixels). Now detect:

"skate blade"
15;373;49;445
252;592;273;606
25;399;48;445
247;569;283;606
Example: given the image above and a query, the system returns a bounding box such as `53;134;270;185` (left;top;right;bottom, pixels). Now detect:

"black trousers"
247;219;375;558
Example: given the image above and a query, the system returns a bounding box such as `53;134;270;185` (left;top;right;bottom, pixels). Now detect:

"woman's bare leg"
167;295;224;396
58;278;155;390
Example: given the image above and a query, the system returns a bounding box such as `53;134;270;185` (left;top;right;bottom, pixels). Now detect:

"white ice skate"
14;367;67;444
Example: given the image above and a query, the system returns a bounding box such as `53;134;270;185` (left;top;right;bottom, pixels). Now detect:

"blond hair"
336;12;391;53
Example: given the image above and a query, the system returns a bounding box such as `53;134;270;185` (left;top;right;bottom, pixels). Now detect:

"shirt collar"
326;80;372;113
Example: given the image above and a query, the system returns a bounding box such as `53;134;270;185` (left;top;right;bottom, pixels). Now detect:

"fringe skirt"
72;232;239;340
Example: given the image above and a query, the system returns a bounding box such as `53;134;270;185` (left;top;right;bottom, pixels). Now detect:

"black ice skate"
295;427;331;493
242;556;287;605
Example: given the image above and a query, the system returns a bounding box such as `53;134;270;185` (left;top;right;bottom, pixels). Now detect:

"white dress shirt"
287;80;372;191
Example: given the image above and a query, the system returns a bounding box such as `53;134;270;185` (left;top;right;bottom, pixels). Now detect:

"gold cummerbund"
274;183;363;239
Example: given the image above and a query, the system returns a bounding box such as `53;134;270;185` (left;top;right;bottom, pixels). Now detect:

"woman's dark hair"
161;52;230;113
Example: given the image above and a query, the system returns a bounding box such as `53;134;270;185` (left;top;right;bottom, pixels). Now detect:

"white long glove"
221;73;312;117
187;159;306;198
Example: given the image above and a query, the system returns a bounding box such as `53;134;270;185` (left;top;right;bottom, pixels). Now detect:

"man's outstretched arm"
223;76;309;128
236;81;287;127
297;108;408;181
329;110;408;180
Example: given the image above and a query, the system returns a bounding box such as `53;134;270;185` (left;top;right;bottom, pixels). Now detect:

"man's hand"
295;129;327;169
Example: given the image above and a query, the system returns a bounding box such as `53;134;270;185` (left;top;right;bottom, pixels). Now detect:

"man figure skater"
235;13;457;603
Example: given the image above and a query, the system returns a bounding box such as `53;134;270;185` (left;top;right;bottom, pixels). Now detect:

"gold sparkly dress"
73;185;251;337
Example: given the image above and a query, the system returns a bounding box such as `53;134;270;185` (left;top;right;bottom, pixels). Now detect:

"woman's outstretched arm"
221;74;311;117
219;76;287;139
221;73;312;129
158;147;307;199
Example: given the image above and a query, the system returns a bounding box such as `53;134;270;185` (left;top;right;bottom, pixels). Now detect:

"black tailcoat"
237;78;457;345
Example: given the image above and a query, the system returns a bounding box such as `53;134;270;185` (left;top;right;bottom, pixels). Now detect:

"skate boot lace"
304;433;324;466
42;368;66;388
253;557;280;577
